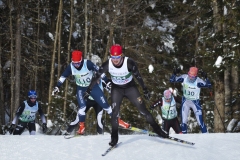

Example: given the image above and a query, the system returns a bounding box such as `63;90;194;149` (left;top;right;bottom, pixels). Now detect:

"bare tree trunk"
231;64;239;119
9;0;15;121
47;1;61;119
104;12;117;62
214;78;225;132
0;39;4;125
57;0;63;78
213;0;225;132
63;0;74;119
84;0;88;58
89;0;93;59
34;0;41;90
14;0;22;114
224;68;231;120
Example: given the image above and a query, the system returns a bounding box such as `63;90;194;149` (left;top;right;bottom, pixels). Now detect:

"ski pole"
55;109;76;135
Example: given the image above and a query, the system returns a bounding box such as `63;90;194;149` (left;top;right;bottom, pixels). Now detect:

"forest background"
0;0;240;135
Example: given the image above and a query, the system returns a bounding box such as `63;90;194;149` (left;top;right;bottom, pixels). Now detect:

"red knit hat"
72;50;82;62
188;67;198;77
110;44;122;56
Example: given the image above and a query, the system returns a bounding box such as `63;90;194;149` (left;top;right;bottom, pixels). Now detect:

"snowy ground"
1;132;240;160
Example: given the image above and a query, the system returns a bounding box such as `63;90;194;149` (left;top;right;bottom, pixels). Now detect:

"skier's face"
29;96;37;103
188;73;197;83
111;55;122;66
72;61;81;68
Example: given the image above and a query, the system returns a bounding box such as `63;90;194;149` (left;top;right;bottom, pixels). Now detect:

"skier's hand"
201;71;207;79
52;86;60;95
149;105;155;110
105;81;111;93
83;88;92;101
9;124;16;134
173;67;181;75
143;88;151;100
42;123;48;133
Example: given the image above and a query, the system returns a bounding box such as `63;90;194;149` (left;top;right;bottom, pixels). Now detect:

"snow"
1;131;240;160
214;56;223;68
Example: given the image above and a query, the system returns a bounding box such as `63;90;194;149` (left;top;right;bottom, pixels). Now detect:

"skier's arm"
197;78;212;88
127;58;147;89
87;60;109;90
150;99;163;110
38;103;47;124
56;65;72;87
12;103;25;124
170;74;185;83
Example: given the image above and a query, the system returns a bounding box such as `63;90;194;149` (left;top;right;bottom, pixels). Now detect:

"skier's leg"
109;87;123;146
28;121;36;135
192;100;207;133
181;98;190;134
76;86;87;122
92;101;103;134
125;86;168;138
90;84;112;114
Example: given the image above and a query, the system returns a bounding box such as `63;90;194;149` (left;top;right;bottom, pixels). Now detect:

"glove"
42;123;47;133
9;124;16;134
143;88;151;100
173;67;181;75
201;71;207;79
149;105;155;110
83;88;92;101
105;82;111;93
52;86;60;95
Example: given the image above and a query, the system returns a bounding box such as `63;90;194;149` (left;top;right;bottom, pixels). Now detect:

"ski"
64;134;83;139
102;142;122;156
149;133;195;146
119;126;154;134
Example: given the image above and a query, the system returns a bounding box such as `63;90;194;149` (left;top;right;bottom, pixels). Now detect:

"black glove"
173;67;181;75
42;123;47;133
149;105;155;110
83;88;92;101
9;124;16;134
201;71;207;79
143;88;151;100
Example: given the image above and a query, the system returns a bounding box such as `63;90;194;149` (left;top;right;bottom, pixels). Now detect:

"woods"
0;0;239;134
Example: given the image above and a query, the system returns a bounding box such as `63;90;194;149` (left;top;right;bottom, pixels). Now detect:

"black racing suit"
12;100;46;135
87;56;168;142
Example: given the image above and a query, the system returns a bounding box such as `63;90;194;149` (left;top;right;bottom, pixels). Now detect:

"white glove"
52;87;60;95
105;82;111;93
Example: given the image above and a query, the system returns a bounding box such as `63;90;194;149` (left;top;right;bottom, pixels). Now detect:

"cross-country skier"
64;79;111;135
9;90;47;135
150;89;182;134
84;44;169;146
170;67;211;133
52;50;129;134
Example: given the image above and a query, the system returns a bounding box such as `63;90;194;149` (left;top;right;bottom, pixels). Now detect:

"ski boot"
76;122;85;135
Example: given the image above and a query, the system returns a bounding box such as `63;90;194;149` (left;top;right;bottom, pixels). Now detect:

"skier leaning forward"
84;44;169;146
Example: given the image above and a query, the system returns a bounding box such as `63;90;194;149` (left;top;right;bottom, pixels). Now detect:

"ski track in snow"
1;133;240;160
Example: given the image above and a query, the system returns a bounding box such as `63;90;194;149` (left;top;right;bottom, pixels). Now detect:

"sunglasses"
111;55;121;59
164;97;171;101
29;97;37;99
72;61;81;67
